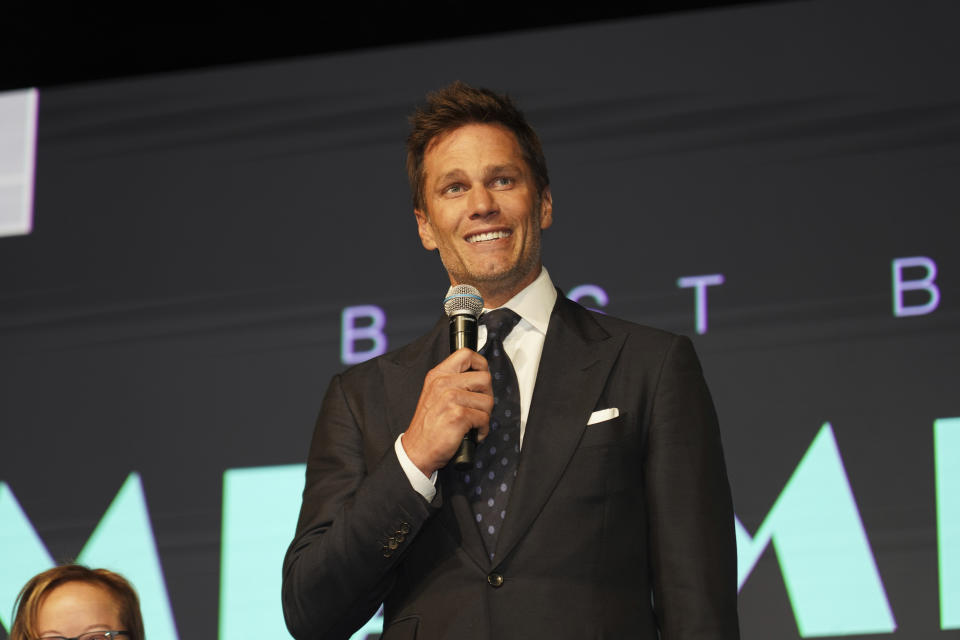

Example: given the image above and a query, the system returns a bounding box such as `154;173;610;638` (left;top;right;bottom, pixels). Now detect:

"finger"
439;348;488;373
476;418;490;441
460;370;492;395
464;349;489;372
450;387;495;414
456;407;491;441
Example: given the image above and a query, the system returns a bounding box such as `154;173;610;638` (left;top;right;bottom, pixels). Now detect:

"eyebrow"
435;169;467;187
434;164;523;188
484;164;522;178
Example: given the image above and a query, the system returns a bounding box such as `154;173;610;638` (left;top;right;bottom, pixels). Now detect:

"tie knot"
481;308;522;342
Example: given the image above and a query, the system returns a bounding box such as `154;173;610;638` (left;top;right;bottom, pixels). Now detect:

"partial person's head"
10;564;145;640
407;82;553;307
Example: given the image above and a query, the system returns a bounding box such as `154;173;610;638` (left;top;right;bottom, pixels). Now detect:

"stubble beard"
444;195;544;304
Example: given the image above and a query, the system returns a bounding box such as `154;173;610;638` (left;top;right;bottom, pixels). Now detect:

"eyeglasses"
39;632;130;640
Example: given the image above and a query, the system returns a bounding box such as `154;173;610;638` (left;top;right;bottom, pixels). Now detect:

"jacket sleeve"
645;335;741;639
282;372;440;640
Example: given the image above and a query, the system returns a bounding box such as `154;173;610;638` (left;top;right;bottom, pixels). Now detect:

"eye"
443;183;466;196
491;176;513;188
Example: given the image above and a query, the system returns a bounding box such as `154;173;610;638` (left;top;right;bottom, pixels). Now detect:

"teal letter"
0;482;54;631
220;464;383;640
936;417;960;629
0;473;178;639
78;474;179;640
220;465;304;639
736;423;896;637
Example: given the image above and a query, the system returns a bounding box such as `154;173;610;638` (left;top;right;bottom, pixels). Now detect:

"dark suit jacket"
283;296;739;639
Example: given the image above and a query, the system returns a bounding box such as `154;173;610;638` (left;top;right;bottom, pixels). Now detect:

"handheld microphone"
443;284;484;471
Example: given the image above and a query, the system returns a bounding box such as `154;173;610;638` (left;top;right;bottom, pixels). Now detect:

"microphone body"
449;314;478;351
443;285;484;471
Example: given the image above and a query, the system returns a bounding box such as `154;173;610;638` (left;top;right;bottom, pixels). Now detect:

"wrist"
401;432;438;477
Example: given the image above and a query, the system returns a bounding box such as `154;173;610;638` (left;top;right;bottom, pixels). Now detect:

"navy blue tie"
463;308;522;561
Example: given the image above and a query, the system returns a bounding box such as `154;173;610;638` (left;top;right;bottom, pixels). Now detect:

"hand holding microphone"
400;285;493;477
443;285;485;470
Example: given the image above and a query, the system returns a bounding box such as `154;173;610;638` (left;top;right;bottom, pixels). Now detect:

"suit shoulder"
558;296;683;349
336;316;445;388
593;311;677;342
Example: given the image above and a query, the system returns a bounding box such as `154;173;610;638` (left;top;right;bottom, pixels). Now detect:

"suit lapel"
438;464;491;569
494;298;626;563
377;299;626;571
379;316;447;441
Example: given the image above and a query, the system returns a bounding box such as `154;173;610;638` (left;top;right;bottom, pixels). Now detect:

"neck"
479;289;516;309
465;266;542;309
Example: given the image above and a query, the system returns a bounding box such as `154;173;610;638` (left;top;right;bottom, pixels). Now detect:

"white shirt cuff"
395;433;437;501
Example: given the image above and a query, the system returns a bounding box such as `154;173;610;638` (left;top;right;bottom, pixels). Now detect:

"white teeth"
468;230;511;243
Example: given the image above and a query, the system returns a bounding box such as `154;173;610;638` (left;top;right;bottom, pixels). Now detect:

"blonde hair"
10;564;145;640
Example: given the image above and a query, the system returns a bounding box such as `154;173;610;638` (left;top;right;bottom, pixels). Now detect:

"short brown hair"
10;564;145;640
406;81;550;211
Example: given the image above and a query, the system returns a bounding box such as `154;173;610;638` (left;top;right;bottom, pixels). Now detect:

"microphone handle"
450;314;479;471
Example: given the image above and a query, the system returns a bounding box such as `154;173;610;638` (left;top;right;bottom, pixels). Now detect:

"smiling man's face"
414;123;553;308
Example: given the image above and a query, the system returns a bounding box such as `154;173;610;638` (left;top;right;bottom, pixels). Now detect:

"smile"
466;230;512;243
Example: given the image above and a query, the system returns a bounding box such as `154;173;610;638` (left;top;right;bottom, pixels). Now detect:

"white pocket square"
587;407;619;425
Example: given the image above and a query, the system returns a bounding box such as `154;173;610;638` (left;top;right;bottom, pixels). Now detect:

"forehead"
37;581;123;627
423;123;526;179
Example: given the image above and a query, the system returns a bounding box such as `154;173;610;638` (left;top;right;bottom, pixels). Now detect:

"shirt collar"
484;266;556;336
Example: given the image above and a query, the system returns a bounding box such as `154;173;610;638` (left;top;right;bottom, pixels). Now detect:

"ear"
539;187;553;230
414;208;437;250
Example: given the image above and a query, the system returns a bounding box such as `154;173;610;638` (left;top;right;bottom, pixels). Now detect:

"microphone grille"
444;284;484;318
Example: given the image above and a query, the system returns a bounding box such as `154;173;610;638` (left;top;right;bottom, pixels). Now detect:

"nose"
467;185;497;219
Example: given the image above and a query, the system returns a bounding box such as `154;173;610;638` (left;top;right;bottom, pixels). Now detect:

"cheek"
426;208;460;242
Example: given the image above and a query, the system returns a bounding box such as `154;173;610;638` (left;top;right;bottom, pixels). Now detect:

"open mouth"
467;230;512;243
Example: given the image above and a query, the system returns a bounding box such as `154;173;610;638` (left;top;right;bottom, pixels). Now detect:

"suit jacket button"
387;537;399;550
399;522;410;535
487;572;504;588
382;546;392;558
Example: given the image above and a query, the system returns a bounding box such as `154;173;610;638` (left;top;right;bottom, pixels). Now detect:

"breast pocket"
552;413;638;498
578;413;626;448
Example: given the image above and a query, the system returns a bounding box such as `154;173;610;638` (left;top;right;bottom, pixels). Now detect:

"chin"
466;265;518;285
449;254;538;292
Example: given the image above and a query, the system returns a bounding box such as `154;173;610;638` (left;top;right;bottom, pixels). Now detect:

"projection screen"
1;1;958;638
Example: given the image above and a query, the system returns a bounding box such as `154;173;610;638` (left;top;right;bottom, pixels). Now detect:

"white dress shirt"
395;267;558;501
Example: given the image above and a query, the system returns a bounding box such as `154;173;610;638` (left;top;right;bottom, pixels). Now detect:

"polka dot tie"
462;308;522;562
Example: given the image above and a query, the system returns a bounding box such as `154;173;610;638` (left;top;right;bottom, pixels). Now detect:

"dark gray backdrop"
2;0;959;638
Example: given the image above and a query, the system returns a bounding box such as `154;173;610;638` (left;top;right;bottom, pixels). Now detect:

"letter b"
341;305;388;365
892;256;940;317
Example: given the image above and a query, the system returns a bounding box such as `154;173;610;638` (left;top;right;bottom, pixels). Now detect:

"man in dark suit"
282;82;739;640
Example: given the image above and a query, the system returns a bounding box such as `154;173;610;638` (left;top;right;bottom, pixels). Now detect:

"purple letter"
567;284;609;313
677;274;724;335
892;256;940;317
341;305;387;365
